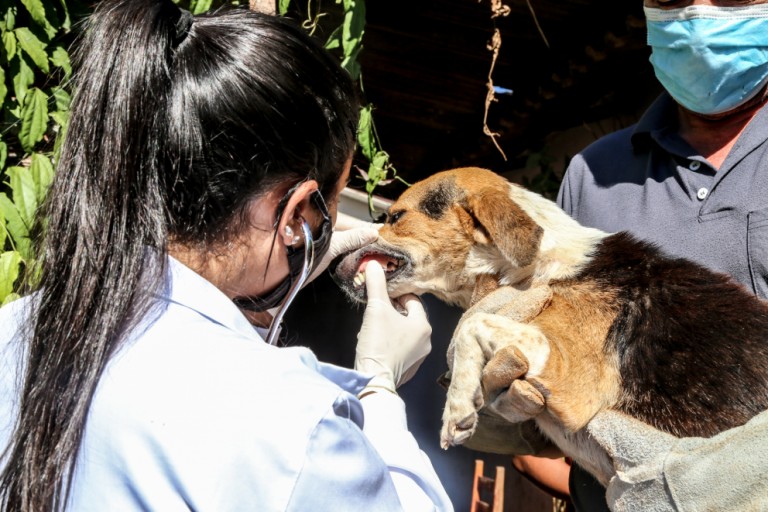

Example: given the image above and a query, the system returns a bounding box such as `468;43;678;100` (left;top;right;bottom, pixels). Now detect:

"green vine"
0;0;79;305
284;0;405;217
0;0;586;305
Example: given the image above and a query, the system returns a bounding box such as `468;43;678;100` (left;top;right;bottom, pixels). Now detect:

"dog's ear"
465;187;543;267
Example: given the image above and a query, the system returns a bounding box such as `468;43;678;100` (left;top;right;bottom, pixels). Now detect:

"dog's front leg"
441;313;550;449
467;283;553;322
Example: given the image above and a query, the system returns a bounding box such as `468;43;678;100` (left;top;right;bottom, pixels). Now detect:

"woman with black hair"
0;1;452;510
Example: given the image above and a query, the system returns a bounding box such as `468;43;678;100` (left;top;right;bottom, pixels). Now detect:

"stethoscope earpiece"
265;218;315;346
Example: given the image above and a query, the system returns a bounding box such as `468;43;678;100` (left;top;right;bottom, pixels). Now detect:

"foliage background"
0;0;389;305
0;1;654;305
0;0;85;305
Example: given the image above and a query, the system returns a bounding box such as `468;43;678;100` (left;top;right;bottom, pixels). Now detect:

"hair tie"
174;8;193;46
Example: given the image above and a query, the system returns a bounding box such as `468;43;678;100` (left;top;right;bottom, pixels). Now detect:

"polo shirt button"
689;161;701;171
697;187;708;200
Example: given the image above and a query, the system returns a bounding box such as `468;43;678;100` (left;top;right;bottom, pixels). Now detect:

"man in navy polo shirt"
509;0;768;509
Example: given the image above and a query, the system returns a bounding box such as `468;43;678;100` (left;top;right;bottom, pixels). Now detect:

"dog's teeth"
353;272;366;286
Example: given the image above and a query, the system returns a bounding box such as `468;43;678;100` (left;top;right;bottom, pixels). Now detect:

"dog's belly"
525;286;623;432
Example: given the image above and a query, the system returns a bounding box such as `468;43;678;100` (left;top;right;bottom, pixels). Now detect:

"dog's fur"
333;167;768;485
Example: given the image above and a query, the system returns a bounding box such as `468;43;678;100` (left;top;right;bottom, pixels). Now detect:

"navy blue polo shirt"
558;92;768;299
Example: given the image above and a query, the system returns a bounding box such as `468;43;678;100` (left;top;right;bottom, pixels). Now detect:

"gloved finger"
307;227;379;285
396;293;428;320
363;261;390;302
481;344;530;399
335;212;381;231
326;227;379;259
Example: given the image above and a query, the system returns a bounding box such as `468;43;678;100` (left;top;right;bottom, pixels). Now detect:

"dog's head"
332;167;544;308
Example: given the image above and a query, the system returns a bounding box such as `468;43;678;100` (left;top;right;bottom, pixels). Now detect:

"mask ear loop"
265;218;315;346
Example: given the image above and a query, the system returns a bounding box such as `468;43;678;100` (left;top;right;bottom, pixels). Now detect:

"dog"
332;166;768;485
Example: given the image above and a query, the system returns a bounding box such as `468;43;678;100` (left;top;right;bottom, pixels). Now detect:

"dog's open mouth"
352;250;408;288
330;242;412;303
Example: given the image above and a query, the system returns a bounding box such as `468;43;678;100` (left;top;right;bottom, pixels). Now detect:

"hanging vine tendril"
481;0;511;161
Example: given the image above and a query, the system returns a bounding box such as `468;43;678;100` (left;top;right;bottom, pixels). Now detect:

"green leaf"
6;166;37;229
49;109;68;127
0;251;22;302
20;0;57;39
190;0;212;15
2;4;16;32
340;46;361;80
19;87;48;152
2;30;16;62
2;292;20;306
11;53;34;105
14;27;48;73
356;104;375;161
0;199;5;249
324;25;341;50
50;85;70;111
0;139;7;170
58;0;70;31
52;112;67;162
278;0;291;15
0;192;29;247
0;66;6;105
341;0;365;55
29;153;54;204
49;45;71;77
365;150;390;194
340;0;365;80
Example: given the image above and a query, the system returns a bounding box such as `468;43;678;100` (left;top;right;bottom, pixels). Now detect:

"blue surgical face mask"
645;5;768;115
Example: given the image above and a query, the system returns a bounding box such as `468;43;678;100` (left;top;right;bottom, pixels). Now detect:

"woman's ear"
276;180;319;246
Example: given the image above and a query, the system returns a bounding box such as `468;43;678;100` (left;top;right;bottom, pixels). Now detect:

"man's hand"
585;411;676;511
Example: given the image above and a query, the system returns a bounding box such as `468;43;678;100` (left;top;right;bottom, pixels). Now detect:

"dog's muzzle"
330;242;410;302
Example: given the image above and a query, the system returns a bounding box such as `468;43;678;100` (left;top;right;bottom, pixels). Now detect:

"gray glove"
588;409;768;512
586;411;677;512
355;261;432;393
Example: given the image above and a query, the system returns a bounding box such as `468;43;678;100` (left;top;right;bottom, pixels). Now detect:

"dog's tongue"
357;254;392;274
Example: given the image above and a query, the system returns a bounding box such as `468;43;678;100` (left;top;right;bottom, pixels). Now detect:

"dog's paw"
440;372;485;449
440;405;479;449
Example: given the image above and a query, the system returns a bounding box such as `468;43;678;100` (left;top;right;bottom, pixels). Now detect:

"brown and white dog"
332;166;768;485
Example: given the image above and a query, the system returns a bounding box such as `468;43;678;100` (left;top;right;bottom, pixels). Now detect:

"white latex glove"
307;224;380;284
585;410;677;512
355;261;432;394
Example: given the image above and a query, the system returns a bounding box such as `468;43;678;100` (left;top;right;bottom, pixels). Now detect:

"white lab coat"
0;257;453;511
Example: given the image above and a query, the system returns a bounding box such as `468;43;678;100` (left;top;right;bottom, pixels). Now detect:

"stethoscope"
265;218;314;346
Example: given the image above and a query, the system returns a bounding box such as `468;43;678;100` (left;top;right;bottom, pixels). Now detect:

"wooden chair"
470;459;505;512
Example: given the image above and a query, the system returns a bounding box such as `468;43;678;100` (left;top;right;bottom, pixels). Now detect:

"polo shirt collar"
630;92;680;154
720;98;768;173
631;92;768;170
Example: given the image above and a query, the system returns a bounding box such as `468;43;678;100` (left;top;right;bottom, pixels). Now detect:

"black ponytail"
0;0;358;509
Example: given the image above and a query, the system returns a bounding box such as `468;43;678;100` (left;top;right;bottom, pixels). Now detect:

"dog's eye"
387;210;405;225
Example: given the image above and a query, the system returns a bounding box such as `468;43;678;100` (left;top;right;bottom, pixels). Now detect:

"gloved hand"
307;224;380;285
355;261;432;394
585;410;677;512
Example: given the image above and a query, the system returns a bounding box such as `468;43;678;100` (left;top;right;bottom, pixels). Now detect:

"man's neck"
677;94;768;170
